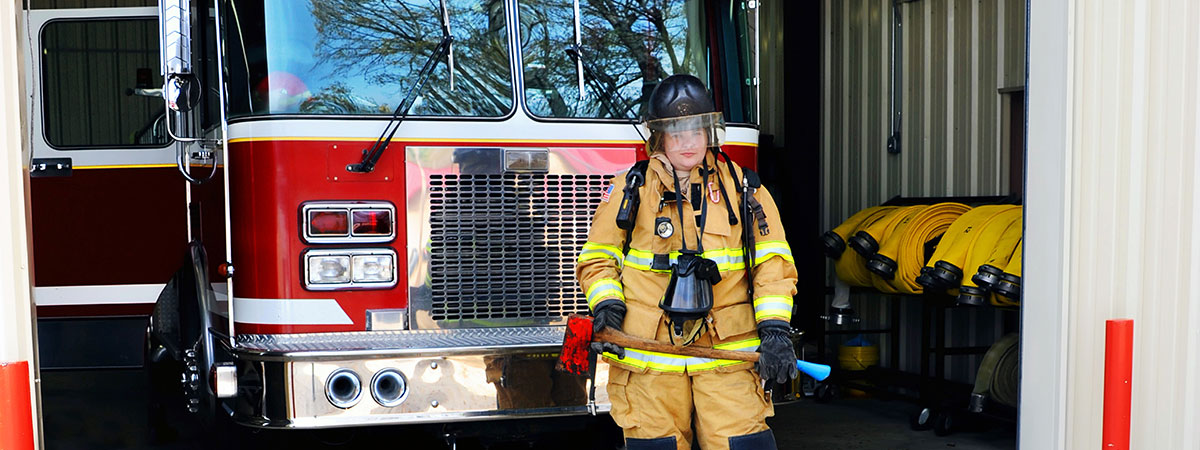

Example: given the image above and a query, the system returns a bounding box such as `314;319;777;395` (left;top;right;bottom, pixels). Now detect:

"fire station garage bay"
20;0;1027;448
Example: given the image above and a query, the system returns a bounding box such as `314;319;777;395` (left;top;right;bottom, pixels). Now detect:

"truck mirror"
165;73;200;112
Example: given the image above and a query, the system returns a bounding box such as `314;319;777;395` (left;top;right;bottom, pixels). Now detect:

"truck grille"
428;173;609;322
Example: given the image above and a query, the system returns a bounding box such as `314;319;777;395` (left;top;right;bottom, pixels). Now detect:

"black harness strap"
617;160;650;255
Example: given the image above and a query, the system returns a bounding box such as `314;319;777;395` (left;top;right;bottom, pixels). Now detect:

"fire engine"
25;0;763;435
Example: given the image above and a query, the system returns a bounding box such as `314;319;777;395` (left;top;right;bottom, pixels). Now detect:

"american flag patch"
600;183;614;202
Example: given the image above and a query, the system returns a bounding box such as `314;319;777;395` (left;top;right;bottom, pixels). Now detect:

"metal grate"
428;173;609;322
236;327;566;354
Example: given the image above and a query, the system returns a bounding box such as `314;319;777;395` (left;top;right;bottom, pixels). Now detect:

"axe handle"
594;327;761;362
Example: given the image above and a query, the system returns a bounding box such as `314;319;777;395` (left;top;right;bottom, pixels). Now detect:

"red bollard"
1102;319;1134;450
0;361;35;450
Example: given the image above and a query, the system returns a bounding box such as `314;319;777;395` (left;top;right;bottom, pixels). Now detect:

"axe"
556;314;831;381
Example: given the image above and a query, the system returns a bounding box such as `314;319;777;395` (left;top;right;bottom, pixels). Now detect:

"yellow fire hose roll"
992;240;1023;305
957;209;1024;306
867;203;970;294
971;332;1020;410
848;206;923;258
834;208;902;287
973;217;1023;291
920;205;1021;293
854;206;926;294
822;206;898;259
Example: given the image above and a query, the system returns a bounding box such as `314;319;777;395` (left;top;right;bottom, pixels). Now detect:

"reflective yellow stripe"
602;337;762;372
578;242;624;266
754;295;794;322
624;247;751;273
586;279;624;309
753;240;794;264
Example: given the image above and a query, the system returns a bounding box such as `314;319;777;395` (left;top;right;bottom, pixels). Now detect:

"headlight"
304;249;397;290
308;255;350;285
352;254;394;283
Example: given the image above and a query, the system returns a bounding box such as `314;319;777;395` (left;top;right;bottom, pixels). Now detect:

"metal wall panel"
1062;0;1200;448
820;0;1025;383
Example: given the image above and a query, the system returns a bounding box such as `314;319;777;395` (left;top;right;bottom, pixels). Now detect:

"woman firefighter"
575;74;799;450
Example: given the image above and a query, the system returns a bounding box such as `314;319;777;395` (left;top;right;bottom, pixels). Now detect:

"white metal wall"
1049;0;1200;448
2;0;43;448
821;0;1026;381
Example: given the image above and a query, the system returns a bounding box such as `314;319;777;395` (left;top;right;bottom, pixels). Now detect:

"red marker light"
309;210;349;236
352;209;392;236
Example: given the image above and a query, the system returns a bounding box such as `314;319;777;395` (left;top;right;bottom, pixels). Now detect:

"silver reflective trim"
370;368;409;408
213;362;238;399
325;368;363;409
366;309;408;331
301;201;396;244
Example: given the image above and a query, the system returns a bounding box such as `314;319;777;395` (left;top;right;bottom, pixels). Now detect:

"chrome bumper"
228;327;611;429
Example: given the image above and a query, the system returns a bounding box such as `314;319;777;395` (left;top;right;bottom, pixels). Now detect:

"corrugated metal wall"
820;0;1025;383
1062;1;1200;448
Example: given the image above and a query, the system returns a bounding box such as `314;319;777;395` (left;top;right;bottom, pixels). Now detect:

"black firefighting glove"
757;320;798;384
591;300;626;359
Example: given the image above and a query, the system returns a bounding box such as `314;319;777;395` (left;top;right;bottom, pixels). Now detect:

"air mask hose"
823;206;898;258
992;240;1023;305
867;203;970;294
848;206;922;258
973;217;1023;291
918;205;1019;293
956;209;1024;306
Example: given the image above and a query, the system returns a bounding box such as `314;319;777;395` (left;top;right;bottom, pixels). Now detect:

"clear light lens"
352;254;394;283
352;209;392;236
308;255;350;284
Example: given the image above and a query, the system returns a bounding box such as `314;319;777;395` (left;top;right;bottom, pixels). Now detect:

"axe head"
556;314;595;375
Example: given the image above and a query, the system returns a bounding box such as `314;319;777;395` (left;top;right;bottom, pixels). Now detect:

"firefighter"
576;74;799;450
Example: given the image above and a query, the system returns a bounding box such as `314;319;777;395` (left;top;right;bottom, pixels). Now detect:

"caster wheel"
933;411;955;436
814;384;836;403
909;407;934;431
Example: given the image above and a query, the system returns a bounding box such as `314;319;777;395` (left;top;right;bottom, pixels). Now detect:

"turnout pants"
607;367;778;450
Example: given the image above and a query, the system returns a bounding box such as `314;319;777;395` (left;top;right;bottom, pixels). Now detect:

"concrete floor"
40;369;1015;449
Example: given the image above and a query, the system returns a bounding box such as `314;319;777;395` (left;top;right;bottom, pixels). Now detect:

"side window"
518;0;711;120
41;18;169;149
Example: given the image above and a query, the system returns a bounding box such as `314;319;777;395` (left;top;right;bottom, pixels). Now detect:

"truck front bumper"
227;327;612;429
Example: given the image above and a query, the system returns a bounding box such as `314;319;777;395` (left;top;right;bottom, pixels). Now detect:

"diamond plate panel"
236;326;566;353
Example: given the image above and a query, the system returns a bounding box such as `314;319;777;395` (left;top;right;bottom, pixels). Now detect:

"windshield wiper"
347;0;454;173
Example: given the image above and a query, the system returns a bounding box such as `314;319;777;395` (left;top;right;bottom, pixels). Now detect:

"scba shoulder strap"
615;160;650;254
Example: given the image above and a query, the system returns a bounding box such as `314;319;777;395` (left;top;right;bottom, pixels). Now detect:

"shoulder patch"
600;183;615;202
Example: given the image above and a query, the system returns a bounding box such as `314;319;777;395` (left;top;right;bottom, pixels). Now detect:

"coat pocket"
623;300;664;341
710;303;757;341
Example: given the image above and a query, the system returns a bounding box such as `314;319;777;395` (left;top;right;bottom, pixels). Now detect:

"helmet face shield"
645;112;726;154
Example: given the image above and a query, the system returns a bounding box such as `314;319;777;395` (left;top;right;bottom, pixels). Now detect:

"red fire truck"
25;0;762;435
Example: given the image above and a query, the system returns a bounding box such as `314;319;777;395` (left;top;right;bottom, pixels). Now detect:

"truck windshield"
517;0;756;124
224;0;514;118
